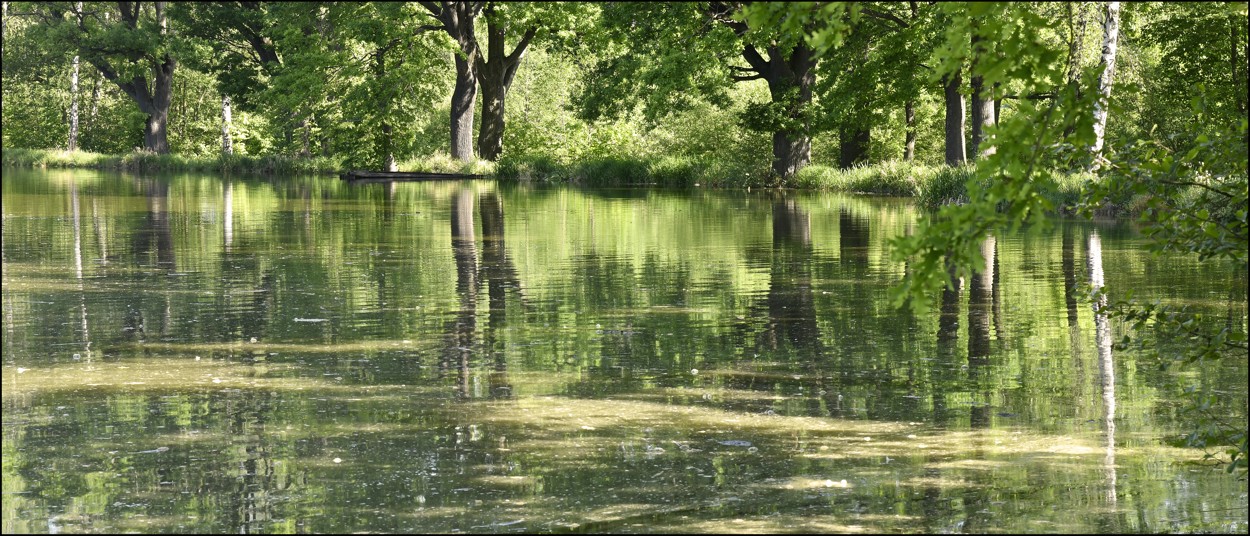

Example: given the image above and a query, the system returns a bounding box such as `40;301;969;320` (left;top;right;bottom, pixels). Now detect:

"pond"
2;168;1246;533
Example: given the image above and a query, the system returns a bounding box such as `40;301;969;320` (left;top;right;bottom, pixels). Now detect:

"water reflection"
934;262;962;426
132;178;176;269
0;171;1244;534
968;235;996;429
1089;230;1117;505
70;181;93;363
478;191;520;399
1064;226;1086;405
762;199;822;358
442;186;521;399
224;180;234;250
445;187;478;398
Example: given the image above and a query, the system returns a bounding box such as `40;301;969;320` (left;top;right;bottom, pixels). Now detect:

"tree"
267;2;447;169
46;2;179;153
1135;2;1247;150
169;1;283;111
221;94;232;155
417;2;596;162
578;2;858;179
969;18;996;159
67;1;82;151
420;1;482;162
1090;1;1120;167
473;2;537;162
171;1;311;156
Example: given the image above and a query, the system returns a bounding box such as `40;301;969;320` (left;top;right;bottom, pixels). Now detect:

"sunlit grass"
2;147;342;176
397;152;496;176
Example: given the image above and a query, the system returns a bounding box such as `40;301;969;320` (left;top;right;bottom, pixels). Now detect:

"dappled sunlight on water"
2;169;1245;533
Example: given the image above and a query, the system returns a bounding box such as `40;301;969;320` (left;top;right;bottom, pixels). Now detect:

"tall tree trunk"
746;42;815;178
1090;1;1120;167
422;2;484;162
904;99;916;161
92;2;175;153
221;95;233;155
69;54;80;151
451;54;476;161
147;1;170;153
382;123;396;171
905;1;919;162
67;1;83;151
943;70;966;166
477;78;505;161
475;6;536;161
1063;2;1088;139
375;48;396;170
969;31;995;159
1066;2;1088;89
838;127;870;169
447;187;478;397
772;132;811;178
141;60;173;154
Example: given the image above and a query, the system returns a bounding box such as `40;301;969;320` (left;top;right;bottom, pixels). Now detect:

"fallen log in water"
339;170;487;181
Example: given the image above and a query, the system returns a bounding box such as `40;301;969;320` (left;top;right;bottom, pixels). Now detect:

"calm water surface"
2;168;1246;533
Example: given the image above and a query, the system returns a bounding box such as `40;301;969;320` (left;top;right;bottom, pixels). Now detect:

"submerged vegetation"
1;0;1245;511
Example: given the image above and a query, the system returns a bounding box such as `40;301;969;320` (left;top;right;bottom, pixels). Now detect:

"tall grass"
495;153;767;188
2;147;342;175
396;152;496;176
791;161;939;196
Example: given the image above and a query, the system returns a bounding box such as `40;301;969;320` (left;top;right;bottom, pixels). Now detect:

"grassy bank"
495;153;768;189
397;152;496;176
495;153;1102;212
7;146;1102;213
495;153;973;200
2;147;342;175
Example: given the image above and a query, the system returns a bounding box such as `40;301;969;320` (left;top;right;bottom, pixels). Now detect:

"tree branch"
742;43;770;74
1156;180;1238;199
417;1;441;16
861;6;909;29
1000;92;1056;100
507;25;538;64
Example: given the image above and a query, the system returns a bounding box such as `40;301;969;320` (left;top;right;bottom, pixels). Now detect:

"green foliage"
1133;2;1248;150
912;165;977;208
1080;104;1248;472
792;161;928;196
573;2;739;125
398;152;495;176
1;80;69;150
262;2;450;168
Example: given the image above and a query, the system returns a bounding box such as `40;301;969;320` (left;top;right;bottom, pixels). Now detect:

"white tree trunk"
221;95;233;155
69;55;80;151
68;1;83;151
1091;1;1121;167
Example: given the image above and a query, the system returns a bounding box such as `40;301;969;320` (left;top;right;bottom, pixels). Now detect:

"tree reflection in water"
1089;230;1117;505
443;186;521;399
